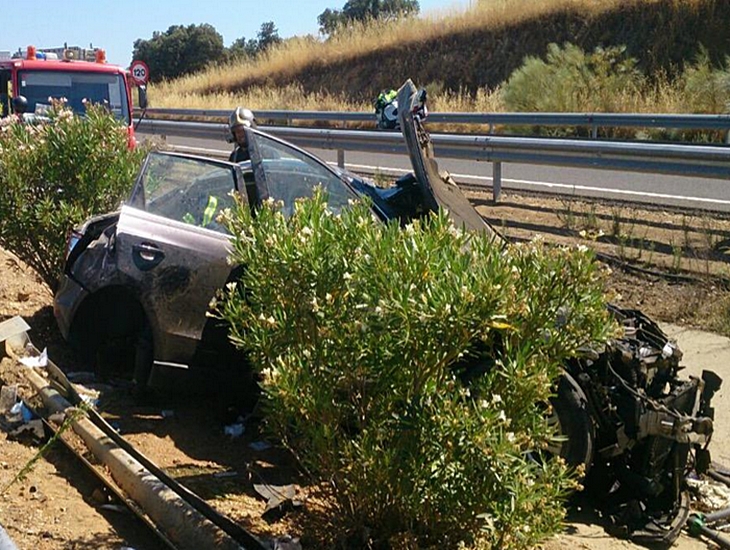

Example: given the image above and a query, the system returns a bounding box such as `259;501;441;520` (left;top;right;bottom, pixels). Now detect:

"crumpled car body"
54;80;720;545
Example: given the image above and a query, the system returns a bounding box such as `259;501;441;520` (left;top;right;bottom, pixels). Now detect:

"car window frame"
128;151;248;230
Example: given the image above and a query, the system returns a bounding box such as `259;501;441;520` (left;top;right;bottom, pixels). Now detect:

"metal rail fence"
137;118;730;202
139;108;730;140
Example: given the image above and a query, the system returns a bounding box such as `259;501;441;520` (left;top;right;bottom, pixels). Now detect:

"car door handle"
132;242;164;271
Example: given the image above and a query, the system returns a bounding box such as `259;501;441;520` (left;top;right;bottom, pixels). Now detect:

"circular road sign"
130;60;150;85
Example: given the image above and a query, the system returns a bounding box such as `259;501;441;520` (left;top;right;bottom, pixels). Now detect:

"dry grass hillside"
154;0;730;103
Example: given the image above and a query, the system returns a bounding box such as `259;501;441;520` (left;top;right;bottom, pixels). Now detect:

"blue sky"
2;0;470;67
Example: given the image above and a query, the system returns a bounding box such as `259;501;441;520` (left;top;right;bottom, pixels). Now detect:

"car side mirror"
138;85;148;110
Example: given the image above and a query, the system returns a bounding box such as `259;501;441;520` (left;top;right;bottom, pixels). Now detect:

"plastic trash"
8;402;23;423
19;347;48;368
0;384;18;413
223;423;245;438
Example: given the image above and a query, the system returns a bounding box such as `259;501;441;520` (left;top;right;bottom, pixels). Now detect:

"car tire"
546;372;595;473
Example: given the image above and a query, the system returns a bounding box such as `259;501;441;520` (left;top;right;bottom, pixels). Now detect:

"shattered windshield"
17;70;129;124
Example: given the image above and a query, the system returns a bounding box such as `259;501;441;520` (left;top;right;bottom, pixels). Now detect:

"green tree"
227;36;259;60
227;22;281;61
318;0;420;35
132;24;225;82
256;21;282;52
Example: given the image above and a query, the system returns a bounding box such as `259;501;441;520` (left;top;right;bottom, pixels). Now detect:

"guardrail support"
337;149;345;169
493;162;502;202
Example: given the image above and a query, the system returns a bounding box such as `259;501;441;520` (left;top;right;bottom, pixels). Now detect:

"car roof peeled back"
396;79;501;242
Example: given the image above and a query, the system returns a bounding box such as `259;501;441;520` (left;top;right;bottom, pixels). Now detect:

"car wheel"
545;372;595;473
73;290;149;392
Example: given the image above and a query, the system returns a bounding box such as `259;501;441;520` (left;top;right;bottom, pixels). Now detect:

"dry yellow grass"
151;0;662;96
146;0;716;115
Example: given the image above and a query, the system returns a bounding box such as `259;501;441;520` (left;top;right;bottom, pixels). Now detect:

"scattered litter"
7;402;23;424
254;483;303;516
0;384;18;413
223;423;245;438
8;419;44;440
249;441;272;452
79;394;99;408
688;477;730;512
19;348;47;368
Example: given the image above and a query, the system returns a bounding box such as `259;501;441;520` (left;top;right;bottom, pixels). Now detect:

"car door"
116;151;244;367
245;127;359;216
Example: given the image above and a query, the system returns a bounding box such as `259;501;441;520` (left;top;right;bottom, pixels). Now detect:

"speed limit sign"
130;60;150;85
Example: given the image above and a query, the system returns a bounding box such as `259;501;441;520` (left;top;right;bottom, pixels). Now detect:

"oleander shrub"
218;191;615;548
0;103;147;290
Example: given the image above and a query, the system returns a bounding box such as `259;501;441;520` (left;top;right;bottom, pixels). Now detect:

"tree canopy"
132;24;225;82
318;0;420;36
228;21;283;60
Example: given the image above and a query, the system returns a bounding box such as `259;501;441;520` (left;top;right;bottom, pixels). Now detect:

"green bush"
217;192;615;548
0;103;147;290
502;43;645;137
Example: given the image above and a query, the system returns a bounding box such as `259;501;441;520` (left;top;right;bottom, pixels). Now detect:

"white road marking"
344;163;730;207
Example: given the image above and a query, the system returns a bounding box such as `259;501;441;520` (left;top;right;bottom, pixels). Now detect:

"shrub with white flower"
0;102;147;290
218;190;615;549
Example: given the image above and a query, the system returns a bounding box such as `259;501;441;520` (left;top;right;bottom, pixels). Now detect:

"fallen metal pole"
15;354;253;550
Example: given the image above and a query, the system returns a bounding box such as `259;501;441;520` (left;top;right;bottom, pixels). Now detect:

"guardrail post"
493;162;502;202
337;149;345;168
591;124;598;139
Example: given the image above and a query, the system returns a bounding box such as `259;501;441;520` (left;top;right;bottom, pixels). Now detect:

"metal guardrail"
139;108;730;139
137;118;730;201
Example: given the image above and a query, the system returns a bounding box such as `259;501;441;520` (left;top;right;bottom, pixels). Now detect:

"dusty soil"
1;193;730;549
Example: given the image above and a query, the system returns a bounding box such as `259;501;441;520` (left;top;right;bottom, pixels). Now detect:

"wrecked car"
53;80;721;545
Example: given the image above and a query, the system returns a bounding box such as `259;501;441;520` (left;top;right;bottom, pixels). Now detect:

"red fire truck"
0;46;147;147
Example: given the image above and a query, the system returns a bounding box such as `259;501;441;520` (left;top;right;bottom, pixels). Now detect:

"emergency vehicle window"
18;71;129;123
0;71;10;117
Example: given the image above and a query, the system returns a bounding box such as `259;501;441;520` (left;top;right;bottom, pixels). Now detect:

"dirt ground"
1;193;730;549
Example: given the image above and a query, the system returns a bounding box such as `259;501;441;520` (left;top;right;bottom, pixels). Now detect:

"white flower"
506;432;516;443
301;226;313;236
492;394;502;404
498;410;507;422
343;272;353;281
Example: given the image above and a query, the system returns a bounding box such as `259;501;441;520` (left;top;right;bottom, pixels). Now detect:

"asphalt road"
146;132;730;213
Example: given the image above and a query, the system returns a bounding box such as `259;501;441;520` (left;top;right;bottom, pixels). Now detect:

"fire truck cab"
0;46;147;145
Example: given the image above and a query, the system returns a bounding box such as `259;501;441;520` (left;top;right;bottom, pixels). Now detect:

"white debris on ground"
688;477;730;512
